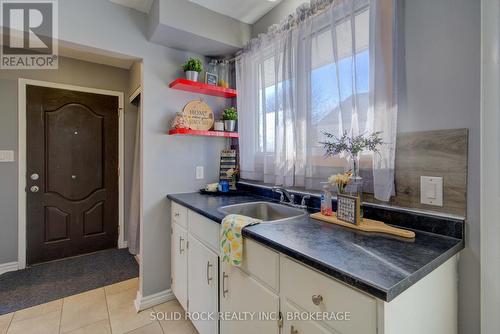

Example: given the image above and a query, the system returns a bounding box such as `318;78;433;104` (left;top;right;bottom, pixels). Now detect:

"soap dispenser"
320;182;333;216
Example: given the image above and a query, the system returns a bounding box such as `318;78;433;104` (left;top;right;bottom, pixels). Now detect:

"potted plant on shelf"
182;58;203;82
222;107;237;132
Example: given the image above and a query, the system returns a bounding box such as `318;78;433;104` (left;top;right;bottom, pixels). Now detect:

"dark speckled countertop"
167;192;464;302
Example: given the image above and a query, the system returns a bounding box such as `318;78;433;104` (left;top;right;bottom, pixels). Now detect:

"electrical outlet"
196;166;204;179
0;150;14;162
420;176;443;206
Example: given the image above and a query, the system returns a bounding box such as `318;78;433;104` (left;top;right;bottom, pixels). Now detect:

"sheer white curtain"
237;0;397;201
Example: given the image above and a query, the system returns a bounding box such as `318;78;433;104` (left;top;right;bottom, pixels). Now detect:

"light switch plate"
196;166;204;179
420;176;443;206
0;150;14;162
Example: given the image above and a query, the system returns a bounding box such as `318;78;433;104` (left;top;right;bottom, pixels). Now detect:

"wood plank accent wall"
365;128;468;216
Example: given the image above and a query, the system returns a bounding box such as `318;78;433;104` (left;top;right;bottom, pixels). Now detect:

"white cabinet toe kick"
170;202;458;334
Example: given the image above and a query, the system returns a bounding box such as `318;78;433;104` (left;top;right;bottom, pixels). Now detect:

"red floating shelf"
168;78;237;98
168;128;239;138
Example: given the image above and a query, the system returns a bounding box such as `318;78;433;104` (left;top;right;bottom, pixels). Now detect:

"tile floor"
0;278;197;334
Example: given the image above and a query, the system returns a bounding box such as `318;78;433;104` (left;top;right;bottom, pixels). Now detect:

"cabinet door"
282;301;336;334
171;223;188;310
220;262;280;334
188;235;219;334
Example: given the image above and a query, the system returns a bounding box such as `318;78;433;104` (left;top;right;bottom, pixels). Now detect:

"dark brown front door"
26;85;119;265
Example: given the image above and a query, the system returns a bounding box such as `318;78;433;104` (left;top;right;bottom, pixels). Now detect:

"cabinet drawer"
171;202;188;229
283;301;336;334
281;256;377;334
240;238;279;292
188;210;219;253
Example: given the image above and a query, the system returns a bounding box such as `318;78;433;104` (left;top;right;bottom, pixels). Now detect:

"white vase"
214;121;224;131
185;71;198;82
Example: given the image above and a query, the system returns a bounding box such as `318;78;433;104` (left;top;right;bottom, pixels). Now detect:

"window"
237;0;397;199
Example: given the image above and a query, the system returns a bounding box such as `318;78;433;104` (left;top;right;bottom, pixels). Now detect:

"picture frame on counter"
336;193;360;225
205;72;218;86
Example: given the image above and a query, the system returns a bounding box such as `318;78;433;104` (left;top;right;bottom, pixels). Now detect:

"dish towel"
220;214;260;266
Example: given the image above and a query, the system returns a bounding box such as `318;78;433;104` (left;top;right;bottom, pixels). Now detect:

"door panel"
83;201;105;236
220;262;280;334
188;235;218;334
26;85;119;265
45;103;104;200
44;206;70;242
172;223;188;310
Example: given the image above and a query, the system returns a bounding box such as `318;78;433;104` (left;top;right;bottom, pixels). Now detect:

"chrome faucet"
272;186;310;209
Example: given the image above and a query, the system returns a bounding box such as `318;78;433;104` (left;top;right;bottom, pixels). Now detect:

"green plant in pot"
182;58;203;82
222;107;237;132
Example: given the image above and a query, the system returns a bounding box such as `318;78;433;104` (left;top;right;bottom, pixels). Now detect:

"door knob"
30;185;39;193
312;294;323;305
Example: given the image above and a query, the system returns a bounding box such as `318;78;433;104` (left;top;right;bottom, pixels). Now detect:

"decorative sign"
336;194;360;225
219;149;237;190
205;72;218;86
182;100;214;130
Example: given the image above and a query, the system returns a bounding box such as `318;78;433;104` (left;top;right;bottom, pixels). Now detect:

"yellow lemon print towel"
220;214;260;266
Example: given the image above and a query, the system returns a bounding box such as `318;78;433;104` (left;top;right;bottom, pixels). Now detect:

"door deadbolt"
30;173;39;180
30;185;39;193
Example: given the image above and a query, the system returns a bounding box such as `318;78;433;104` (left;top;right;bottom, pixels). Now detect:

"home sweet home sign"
182;100;214;130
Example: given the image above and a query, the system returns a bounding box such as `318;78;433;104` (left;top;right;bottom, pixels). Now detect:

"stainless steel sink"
218;201;306;223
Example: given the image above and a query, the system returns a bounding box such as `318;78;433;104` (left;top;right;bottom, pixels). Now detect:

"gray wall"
401;1;480;333
148;0;252;55
251;0;305;38
57;0;228;297
253;0;481;332
0;56;137;264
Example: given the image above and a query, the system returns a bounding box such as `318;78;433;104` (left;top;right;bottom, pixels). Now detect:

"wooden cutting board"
310;212;415;239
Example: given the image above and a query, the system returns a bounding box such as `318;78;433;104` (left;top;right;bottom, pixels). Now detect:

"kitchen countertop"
167;192;464;302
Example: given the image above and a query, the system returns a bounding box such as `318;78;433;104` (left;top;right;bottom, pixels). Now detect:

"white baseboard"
134;289;175;312
0;261;19;275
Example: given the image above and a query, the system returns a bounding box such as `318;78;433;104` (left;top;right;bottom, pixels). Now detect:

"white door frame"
18;78;126;270
481;0;500;331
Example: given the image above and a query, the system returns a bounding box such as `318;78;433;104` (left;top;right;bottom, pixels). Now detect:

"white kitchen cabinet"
169;202;458;334
281;256;377;334
171;222;188;310
220;261;280;334
188;235;219;334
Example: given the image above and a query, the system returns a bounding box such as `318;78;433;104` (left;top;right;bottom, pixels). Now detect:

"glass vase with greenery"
320;131;383;179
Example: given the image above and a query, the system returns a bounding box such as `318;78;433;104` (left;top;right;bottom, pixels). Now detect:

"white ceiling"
109;0;154;14
189;0;282;24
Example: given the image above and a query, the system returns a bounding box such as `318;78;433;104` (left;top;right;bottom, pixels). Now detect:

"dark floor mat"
0;248;139;315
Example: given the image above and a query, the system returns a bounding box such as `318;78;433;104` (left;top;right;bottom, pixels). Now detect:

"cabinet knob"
174;212;180;217
312;294;323;305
